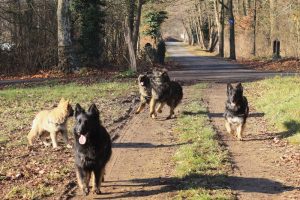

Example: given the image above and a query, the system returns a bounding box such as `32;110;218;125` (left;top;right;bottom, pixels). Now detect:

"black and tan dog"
73;104;112;195
224;83;249;140
135;74;152;114
149;69;183;119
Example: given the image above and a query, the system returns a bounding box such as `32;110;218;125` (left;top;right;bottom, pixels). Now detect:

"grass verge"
173;84;233;200
246;76;300;144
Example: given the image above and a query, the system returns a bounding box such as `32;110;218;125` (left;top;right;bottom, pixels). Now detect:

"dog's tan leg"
156;102;165;113
61;130;72;148
236;124;244;141
136;102;146;114
50;131;58;148
92;168;104;195
225;120;233;135
166;106;175;119
149;98;157;119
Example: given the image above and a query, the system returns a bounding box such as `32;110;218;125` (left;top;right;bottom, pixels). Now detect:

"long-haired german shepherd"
224;83;249;140
73;103;112;195
149;69;183;119
135;74;152;114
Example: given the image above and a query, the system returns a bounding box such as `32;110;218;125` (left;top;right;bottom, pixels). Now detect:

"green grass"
115;69;137;78
173;84;233;200
246;76;300;144
5;184;54;200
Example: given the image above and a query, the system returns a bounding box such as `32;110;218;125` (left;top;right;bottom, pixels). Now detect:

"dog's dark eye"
78;119;82;124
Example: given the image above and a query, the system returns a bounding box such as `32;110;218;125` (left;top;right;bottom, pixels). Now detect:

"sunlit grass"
246;76;300;144
173;84;233;200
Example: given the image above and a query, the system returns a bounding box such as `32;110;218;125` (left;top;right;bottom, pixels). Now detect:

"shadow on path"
97;174;297;199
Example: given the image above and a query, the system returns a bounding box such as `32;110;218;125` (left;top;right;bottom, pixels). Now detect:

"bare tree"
228;0;236;59
214;0;225;57
57;0;76;72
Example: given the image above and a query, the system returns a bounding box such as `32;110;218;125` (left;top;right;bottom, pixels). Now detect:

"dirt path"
205;84;300;200
70;103;182;199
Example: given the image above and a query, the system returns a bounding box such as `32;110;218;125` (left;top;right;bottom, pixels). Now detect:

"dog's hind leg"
225;120;233;135
166;106;175;119
136;102;146;114
92;168;104;195
236;124;244;141
156;102;165;113
76;168;90;196
149;98;157;119
49;131;58;148
61;130;72;148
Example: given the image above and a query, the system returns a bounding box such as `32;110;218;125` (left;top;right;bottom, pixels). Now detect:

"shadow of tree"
97;174;297;199
278;120;300;138
112;142;189;149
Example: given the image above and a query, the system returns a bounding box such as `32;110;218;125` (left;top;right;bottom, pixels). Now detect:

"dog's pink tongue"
79;135;86;145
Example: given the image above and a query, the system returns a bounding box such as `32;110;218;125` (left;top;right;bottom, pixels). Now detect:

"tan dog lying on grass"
27;98;74;148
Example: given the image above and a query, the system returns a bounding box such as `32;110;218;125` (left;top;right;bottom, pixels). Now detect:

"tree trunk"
196;1;206;49
270;0;279;43
125;20;137;72
57;0;76;72
214;0;224;57
228;0;236;60
132;0;143;55
252;0;257;56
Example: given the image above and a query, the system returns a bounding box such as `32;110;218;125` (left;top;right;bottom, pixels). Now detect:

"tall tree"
228;0;236;59
252;0;257;56
214;0;225;57
125;0;137;71
57;0;76;72
133;0;144;54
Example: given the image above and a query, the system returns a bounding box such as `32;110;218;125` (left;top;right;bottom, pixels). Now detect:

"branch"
218;0;229;10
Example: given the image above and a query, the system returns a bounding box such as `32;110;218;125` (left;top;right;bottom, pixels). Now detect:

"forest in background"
164;0;300;59
0;0;299;75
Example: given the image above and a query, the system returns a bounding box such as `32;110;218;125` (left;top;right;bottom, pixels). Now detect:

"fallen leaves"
238;58;300;72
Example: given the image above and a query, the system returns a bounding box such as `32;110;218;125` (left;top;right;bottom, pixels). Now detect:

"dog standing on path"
135;74;152;114
224;83;249;140
149;69;183;119
73;103;112;195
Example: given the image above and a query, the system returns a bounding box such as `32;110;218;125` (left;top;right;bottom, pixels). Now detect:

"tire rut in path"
205;84;300;200
71;106;180;199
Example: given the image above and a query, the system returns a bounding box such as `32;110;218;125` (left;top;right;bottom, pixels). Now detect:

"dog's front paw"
83;187;89;196
93;188;101;195
151;114;157;119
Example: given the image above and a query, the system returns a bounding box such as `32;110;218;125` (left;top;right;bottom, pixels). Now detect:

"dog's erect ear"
236;83;243;92
88;103;99;117
75;104;84;117
59;98;66;104
227;83;233;92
